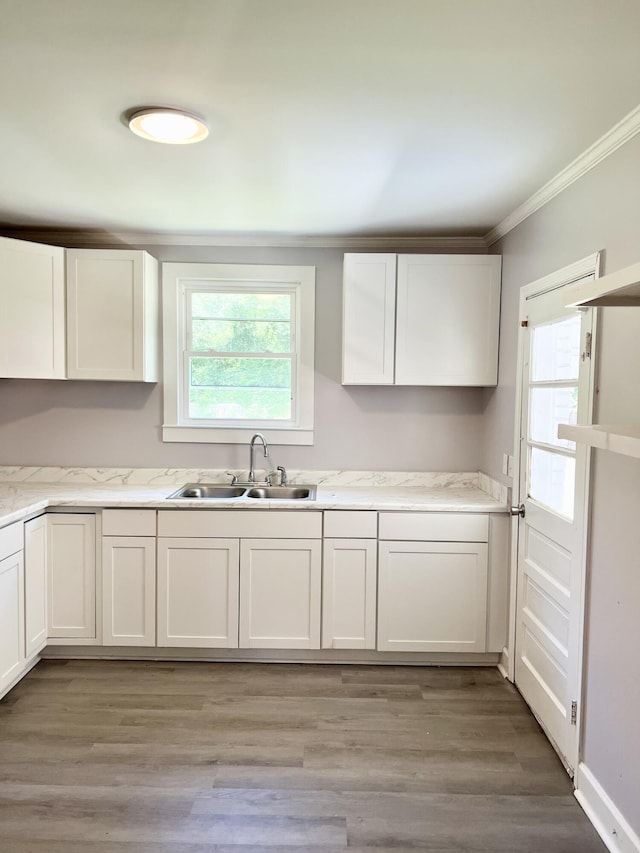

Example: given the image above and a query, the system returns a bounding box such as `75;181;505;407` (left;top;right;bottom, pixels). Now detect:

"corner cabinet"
66;249;159;382
0;236;65;379
342;253;501;386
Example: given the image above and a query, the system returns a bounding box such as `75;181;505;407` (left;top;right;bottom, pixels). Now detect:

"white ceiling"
2;0;640;240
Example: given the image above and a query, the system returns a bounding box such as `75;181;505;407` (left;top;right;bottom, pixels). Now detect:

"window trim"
162;262;315;445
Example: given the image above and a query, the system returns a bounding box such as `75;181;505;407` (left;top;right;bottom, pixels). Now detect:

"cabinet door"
395;254;501;386
103;537;156;646
377;541;488;652
24;515;47;657
157;538;239;648
240;539;321;649
0;550;24;694
342;253;396;384
322;538;377;649
66;249;158;382
47;514;96;639
0;237;65;379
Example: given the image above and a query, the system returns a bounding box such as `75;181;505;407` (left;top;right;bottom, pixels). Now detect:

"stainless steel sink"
168;484;247;499
245;486;316;500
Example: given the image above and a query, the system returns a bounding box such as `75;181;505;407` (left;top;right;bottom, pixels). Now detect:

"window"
163;263;315;444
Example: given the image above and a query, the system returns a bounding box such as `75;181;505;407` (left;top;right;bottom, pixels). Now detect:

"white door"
24;515;48;657
514;268;596;772
157;538;239;648
102;537;156;646
322;538;377;650
47;514;96;639
0;550;25;693
239;539;321;649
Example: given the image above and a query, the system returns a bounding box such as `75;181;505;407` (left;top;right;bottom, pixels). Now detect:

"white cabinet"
0;236;65;379
322;511;378;650
0;522;24;695
342;253;501;386
24;515;48;657
47;514;96;640
66;249;159;382
377;512;489;653
157;538;239;648
102;509;156;647
342;253;397;384
239;539;322;649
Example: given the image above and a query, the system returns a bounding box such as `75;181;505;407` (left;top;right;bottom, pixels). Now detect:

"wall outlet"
507;455;514;478
502;453;515;478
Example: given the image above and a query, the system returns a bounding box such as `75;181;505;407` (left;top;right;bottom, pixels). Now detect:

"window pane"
531;314;581;381
192;319;291;353
192;292;291;321
530;386;577;449
529;447;575;519
189;357;291;420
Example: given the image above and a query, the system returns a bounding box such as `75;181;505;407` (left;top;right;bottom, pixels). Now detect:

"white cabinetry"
66;249;159;382
0;522;24;695
24;515;48;657
342;253;397;384
156;510;322;650
102;510;156;647
240;539;321;649
157;538;239;648
47;514;97;640
0;236;65;379
377;513;489;653
322;511;377;650
342;253;501;386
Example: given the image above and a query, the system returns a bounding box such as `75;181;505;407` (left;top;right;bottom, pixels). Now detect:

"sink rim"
166;483;317;501
167;483;248;499
245;485;317;500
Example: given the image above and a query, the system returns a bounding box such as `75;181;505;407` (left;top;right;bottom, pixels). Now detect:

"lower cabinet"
24;515;48;657
157;538;239;648
240;539;322;649
47;514;96;639
377;540;488;652
0;523;25;695
103;537;156;646
322;538;377;649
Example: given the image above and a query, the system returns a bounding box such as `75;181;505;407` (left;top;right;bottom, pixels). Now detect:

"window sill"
163;425;314;446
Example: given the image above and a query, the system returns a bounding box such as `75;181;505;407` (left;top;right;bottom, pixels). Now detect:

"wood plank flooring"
0;661;607;851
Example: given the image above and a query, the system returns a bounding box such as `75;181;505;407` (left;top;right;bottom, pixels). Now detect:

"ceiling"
2;0;640;241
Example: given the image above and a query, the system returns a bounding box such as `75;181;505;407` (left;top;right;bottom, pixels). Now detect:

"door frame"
506;252;601;771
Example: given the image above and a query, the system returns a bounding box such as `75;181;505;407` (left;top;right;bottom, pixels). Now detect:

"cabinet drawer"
0;520;23;561
158;510;322;539
379;512;488;542
323;511;377;538
102;509;157;537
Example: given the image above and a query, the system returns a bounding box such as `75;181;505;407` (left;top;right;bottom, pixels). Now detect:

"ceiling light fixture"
127;107;209;144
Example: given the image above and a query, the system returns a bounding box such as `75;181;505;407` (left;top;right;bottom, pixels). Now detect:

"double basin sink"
168;484;317;501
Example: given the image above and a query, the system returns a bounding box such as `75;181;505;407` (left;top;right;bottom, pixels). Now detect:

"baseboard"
497;646;510;680
575;762;640;853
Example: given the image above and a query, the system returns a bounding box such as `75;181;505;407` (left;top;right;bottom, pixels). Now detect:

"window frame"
162;263;315;445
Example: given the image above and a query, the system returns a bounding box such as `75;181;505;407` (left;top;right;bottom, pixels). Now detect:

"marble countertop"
0;468;509;529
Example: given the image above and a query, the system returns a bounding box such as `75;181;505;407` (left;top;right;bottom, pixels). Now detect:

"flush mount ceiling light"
127;107;209;144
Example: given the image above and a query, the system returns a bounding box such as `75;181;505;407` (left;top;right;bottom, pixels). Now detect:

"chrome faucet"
248;433;269;483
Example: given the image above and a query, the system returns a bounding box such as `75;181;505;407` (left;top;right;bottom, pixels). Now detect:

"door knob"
511;504;525;518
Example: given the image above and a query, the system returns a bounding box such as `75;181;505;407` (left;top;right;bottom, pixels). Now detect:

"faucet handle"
277;465;288;486
226;471;238;485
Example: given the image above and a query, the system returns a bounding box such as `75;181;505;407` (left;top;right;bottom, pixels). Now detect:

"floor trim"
575;762;640;853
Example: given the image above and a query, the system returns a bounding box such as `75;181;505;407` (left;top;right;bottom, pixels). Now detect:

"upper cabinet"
66;249;159;382
342;253;502;387
0;236;65;379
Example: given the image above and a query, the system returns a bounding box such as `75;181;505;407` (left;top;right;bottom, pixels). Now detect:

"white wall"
0;246;485;471
482;134;640;836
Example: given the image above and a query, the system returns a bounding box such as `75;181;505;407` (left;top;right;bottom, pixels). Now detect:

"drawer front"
158;510;322;539
0;520;24;561
323;511;377;538
102;509;157;537
378;512;488;542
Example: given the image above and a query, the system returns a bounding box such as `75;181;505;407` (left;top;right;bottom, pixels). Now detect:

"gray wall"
0;246;484;471
482;134;640;833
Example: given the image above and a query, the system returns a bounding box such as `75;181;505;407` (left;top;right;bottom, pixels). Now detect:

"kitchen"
1;2;639;851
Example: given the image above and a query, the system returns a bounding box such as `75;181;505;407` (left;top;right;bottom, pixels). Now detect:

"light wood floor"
0;660;607;852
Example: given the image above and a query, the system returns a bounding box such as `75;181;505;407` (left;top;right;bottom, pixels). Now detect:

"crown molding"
0;228;488;251
486;103;640;246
